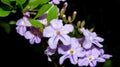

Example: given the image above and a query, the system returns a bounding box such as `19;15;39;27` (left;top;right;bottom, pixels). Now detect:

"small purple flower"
43;19;73;49
80;28;104;49
78;48;101;67
58;38;85;65
24;27;42;44
50;0;66;5
16;17;31;36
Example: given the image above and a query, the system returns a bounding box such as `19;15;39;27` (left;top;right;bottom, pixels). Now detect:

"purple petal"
34;37;41;43
92;60;97;66
101;54;112;59
89;61;96;67
16;19;22;25
29;37;35;44
61;0;66;1
80;28;89;37
58;46;66;54
93;41;103;47
97;58;105;62
43;26;55;37
45;47;56;56
83;39;92;49
76;48;85;57
99;49;104;54
25;11;30;17
78;58;89;66
60;35;70;45
16;17;31;26
52;0;60;4
61;24;73;34
22;17;31;26
58;45;71;54
16;26;26;36
92;48;100;58
69;55;78;65
59;54;69;65
50;19;63;30
96;37;104;42
24;31;34;39
48;36;59;49
70;38;80;48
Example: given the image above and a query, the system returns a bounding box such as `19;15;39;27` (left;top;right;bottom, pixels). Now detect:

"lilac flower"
24;27;42;44
58;38;85;65
16;17;31;36
44;47;56;62
99;49;112;60
78;48;101;67
43;19;73;49
80;28;104;49
50;0;66;5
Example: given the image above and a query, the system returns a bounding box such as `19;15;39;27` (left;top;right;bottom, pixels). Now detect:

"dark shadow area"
0;0;120;67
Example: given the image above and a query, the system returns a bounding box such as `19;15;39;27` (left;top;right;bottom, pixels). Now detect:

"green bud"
89;28;94;32
62;15;68;23
81;20;85;28
72;11;77;22
77;21;81;28
68;16;72;23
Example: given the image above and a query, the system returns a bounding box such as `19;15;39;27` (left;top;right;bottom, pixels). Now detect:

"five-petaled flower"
43;19;73;49
58;38;85;65
24;27;42;44
80;28;104;49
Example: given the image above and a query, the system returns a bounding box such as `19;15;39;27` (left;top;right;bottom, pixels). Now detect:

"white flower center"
89;36;93;40
21;20;25;25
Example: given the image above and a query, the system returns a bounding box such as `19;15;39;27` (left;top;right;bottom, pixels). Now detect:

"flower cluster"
15;0;112;67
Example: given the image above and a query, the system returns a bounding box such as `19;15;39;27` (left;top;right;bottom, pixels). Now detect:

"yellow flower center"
88;56;94;61
56;31;60;35
68;49;74;54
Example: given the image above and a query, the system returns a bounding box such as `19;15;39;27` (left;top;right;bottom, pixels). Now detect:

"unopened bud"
63;15;68;23
81;20;85;28
77;21;81;28
72;11;77;21
68;16;72;23
60;8;65;17
89;28;94;32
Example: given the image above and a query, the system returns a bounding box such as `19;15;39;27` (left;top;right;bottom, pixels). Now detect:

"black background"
0;0;120;67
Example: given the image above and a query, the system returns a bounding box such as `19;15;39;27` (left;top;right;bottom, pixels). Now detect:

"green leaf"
1;0;13;7
25;0;41;10
29;19;43;31
34;4;52;19
16;0;26;5
0;8;11;17
24;0;49;10
39;0;49;5
0;22;11;34
47;6;58;22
